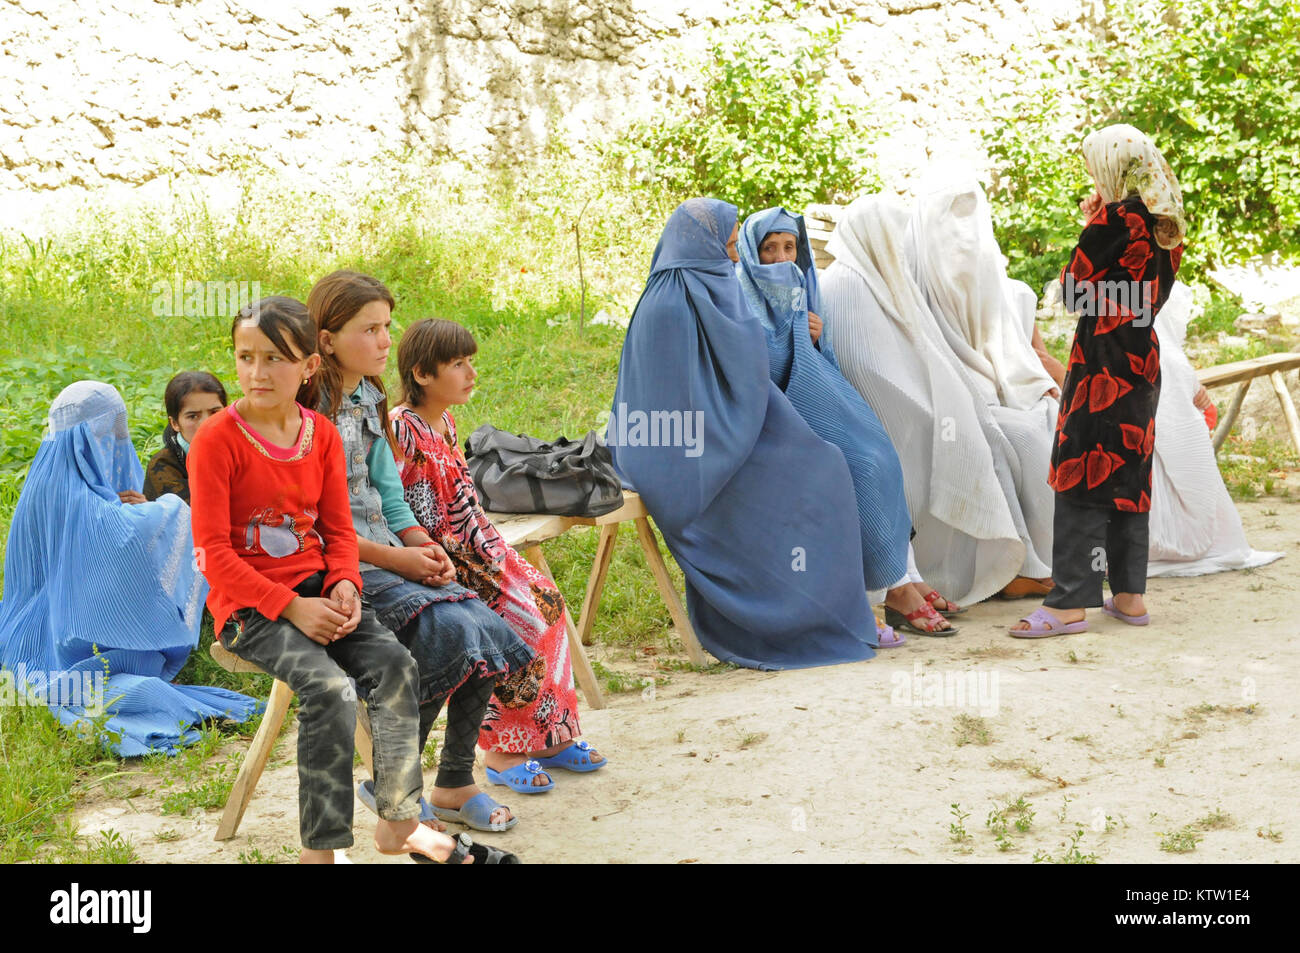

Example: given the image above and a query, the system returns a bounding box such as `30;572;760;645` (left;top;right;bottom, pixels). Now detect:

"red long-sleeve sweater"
188;405;362;634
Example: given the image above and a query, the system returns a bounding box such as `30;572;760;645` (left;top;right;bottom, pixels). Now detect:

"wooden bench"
1196;352;1300;454
486;491;707;669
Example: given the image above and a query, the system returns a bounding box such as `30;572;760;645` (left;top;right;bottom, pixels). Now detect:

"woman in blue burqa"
608;198;884;668
0;381;257;755
736;206;960;638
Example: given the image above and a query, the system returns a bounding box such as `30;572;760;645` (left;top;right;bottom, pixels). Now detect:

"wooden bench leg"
1212;378;1252;453
1269;371;1300;457
578;523;619;647
522;545;607;710
354;699;374;777
216;678;293;841
633;516;707;667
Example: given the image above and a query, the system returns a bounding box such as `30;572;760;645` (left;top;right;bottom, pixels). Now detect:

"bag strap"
527;479;547;513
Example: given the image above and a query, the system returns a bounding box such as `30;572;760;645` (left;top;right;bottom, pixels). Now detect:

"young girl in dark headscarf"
143;371;227;503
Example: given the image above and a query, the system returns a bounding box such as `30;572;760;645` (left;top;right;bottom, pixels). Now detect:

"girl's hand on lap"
390;544;448;584
328;581;363;638
117;490;147;505
283;595;351;645
422;541;456;583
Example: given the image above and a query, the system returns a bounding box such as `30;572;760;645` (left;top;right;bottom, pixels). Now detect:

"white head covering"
1082;123;1186;249
47;380;140;492
907;173;1058;412
823;194;1021;543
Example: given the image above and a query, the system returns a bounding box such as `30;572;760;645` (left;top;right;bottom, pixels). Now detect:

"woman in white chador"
820;194;1028;606
1147;283;1283;575
905;175;1060;597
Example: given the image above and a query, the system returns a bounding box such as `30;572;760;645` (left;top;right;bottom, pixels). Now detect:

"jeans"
361;568;533;788
220;572;424;850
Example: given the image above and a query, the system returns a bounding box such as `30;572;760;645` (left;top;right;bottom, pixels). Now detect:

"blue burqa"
608;199;879;669
0;381;258;756
737;207;911;590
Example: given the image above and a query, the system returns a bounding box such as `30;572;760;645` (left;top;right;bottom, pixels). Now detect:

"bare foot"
430;782;515;825
1111;592;1147;617
300;848;335;864
1010;605;1086;631
375;818;472;864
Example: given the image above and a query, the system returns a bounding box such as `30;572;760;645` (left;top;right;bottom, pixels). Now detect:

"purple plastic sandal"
876;620;906;648
1009;606;1089;638
1102;597;1149;626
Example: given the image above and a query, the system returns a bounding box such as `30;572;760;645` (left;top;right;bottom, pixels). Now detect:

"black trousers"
1043;494;1149;609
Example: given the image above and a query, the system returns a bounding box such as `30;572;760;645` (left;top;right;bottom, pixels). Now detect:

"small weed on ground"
952;714;993;747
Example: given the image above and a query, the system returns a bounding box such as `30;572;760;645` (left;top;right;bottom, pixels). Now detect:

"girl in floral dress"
1012;124;1186;636
391;318;606;788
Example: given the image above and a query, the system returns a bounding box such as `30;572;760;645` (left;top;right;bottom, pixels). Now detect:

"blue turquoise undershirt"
350;384;419;534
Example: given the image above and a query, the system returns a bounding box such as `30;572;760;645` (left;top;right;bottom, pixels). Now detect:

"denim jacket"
330;380;405;570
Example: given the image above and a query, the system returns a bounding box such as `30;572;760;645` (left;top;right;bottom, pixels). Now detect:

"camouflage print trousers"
221;573;424;850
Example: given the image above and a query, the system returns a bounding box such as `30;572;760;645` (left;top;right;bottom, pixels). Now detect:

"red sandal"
885;601;960;637
922;588;966;617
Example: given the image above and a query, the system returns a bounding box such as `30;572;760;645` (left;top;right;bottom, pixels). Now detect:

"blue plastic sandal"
430;792;519;832
533;740;608;774
356;779;439;825
485;758;555;793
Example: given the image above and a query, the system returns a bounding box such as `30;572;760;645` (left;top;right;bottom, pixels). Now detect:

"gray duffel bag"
464;424;625;517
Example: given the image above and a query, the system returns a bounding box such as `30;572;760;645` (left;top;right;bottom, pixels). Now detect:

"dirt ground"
73;495;1300;864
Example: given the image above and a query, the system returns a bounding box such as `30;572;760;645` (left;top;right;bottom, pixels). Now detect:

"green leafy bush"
983;62;1094;293
984;0;1300;284
1087;0;1300;268
613;13;883;215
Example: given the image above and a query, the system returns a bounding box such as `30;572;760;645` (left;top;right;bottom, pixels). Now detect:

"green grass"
0;148;679;861
1216;435;1298;500
3;145;1298;863
0;701;123;863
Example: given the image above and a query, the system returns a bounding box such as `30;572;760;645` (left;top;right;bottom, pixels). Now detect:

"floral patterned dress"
390;406;581;753
1049;197;1183;511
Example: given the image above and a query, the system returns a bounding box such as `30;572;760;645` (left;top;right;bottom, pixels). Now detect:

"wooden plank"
1197;352;1300;388
522;545;606;710
577;523;619;647
485;511;569;550
633;516;707;667
353;701;374;776
1212;379;1251;452
210;639;266;675
563;490;649;527
1269;370;1300;455
216;678;293;841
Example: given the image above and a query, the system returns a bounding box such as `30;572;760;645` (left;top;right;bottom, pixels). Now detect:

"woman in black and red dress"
1012;124;1186;637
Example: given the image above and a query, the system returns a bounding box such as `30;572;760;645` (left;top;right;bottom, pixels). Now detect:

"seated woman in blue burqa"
0;381;257;755
607;198;885;669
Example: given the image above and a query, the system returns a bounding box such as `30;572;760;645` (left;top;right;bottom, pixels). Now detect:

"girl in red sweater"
188;296;516;864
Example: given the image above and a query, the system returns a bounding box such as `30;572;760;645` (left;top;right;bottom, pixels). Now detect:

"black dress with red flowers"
1049;197;1183;512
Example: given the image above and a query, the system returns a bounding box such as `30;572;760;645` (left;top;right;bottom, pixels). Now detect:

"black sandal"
411;832;521;865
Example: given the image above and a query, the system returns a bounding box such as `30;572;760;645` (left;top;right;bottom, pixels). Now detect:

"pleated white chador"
820;194;1028;604
1148;284;1283;576
906;176;1059;585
